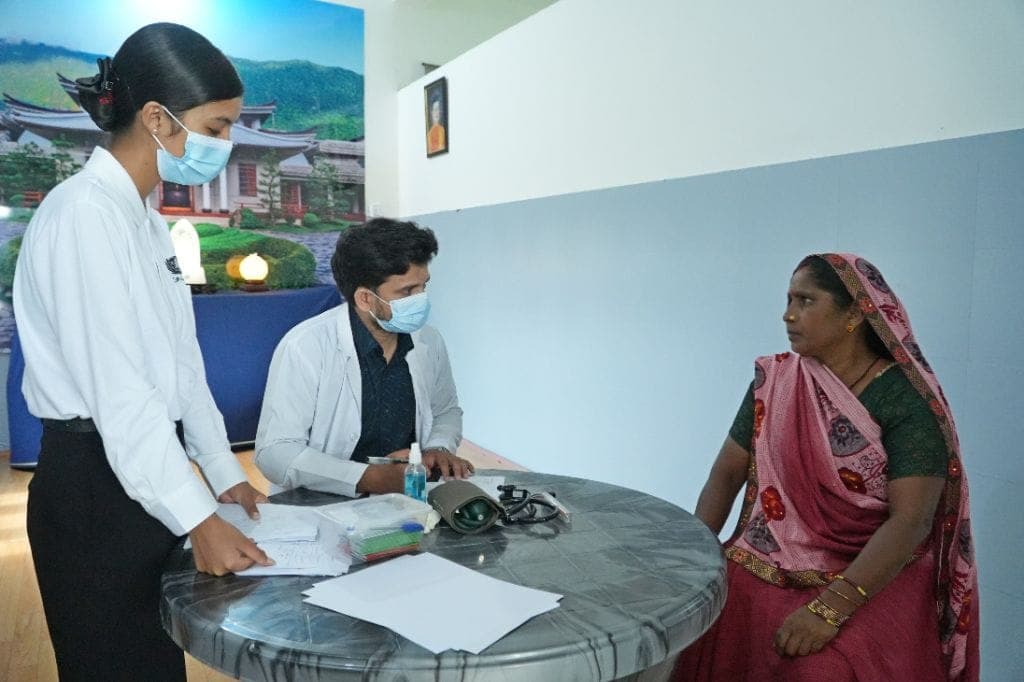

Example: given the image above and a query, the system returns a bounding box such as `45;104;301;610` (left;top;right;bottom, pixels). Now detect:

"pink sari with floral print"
676;254;978;681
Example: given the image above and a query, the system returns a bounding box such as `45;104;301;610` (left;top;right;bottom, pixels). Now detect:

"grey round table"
161;471;726;681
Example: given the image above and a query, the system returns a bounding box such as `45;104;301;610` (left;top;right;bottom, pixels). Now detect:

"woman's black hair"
332;218;439;302
796;255;893;360
76;23;243;134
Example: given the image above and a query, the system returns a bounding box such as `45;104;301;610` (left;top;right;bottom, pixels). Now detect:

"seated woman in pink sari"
675;254;978;681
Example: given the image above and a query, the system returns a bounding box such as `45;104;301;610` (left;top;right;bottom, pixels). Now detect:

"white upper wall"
331;0;557;218
396;0;1024;217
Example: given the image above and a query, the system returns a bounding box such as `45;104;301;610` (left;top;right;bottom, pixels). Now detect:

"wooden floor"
0;441;522;681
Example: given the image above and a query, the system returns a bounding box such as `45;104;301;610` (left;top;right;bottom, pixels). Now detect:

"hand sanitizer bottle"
404;442;427;502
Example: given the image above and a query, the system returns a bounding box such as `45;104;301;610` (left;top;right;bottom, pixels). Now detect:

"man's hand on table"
355;447;474;493
423;448;474;480
356;458;406;494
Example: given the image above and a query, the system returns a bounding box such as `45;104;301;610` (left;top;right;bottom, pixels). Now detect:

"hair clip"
74;58;118;129
76;57;116;96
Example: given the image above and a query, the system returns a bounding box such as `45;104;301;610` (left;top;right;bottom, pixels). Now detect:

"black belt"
42;417;98;433
41;418;187;444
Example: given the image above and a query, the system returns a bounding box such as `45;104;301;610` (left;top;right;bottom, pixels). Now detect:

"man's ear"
352;287;374;313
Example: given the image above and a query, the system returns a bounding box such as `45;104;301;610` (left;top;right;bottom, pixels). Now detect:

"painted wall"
417;129;1024;680
396;0;1024;217
388;4;1024;676
350;0;557;218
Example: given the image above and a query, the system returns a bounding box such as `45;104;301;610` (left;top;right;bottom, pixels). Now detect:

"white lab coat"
255;302;462;497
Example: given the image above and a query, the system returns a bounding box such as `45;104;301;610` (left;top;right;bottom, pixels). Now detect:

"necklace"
845;358;877;389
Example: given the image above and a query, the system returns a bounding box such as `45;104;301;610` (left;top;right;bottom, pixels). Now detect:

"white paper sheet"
303;552;561;653
188;503;321;543
184;503;350;576
238;520;351;577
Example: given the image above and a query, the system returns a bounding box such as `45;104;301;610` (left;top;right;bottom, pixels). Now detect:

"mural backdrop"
0;0;365;350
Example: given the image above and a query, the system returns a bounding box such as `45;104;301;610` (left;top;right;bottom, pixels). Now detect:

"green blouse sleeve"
859;368;950;479
725;366;948;477
728;382;755;453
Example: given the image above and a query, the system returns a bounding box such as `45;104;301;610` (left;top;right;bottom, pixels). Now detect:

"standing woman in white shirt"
13;23;272;681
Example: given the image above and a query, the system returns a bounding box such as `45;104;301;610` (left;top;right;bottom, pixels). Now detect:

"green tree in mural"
258;151;282;224
51;137;82;184
0;142;57;202
307;158;345;222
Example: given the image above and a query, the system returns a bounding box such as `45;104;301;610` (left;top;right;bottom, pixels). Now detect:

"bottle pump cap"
409;442;422;465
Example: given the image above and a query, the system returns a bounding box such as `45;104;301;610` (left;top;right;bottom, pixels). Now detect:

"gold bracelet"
825;585;861;607
834;574;869;601
806;597;850;628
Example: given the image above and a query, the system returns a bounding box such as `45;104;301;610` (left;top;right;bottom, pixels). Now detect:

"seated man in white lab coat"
255;218;471;496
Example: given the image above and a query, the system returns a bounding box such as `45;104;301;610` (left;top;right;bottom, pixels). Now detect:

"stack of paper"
190;503;352;577
214;503;321;543
304;552;562;653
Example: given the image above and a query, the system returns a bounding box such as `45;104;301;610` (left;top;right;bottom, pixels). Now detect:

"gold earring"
846;324;855;333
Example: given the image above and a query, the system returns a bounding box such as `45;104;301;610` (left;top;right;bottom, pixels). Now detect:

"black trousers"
27;427;186;682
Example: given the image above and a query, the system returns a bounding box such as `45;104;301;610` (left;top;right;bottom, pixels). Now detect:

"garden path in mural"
256;230;341;286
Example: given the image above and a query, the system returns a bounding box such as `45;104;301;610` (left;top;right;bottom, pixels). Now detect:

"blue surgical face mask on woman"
370;290;431;334
151;105;233;185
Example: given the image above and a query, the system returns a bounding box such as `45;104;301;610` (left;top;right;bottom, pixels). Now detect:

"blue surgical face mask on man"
370;290;431;334
151;105;233;185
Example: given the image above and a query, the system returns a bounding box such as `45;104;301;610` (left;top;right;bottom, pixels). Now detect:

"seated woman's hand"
774;602;840;657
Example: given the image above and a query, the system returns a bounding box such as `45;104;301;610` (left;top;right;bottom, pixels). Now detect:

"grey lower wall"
416;128;1024;681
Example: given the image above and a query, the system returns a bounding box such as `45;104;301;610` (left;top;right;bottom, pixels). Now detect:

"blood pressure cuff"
427;480;503;535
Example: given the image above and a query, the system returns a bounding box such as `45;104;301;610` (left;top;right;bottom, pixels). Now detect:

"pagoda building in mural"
0;73;364;220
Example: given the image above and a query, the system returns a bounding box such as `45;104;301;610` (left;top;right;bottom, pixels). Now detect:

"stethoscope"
496;485;560;525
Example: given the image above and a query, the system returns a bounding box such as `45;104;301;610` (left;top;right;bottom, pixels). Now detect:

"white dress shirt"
255;303;463;497
13;146;244;536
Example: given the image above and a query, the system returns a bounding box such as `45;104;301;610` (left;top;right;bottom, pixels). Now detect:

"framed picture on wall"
424;77;448;157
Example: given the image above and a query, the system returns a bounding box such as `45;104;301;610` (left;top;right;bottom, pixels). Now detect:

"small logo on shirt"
165;256;182;275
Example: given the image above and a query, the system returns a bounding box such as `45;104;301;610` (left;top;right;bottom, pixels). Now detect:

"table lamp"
169;219;206;286
239;252;269;292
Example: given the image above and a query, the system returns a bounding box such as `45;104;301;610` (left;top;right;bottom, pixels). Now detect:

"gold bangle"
825;585;861;607
834;574;869;601
806;597;850;628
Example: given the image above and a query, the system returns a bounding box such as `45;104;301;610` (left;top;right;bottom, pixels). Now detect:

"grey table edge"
161;470;727;682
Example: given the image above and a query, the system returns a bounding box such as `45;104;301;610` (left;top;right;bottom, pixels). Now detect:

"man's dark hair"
78;22;243;134
332;218;439;302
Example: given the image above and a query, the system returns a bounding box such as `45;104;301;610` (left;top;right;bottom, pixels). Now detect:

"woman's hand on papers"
217;481;269;520
423;449;474;480
189;513;275;576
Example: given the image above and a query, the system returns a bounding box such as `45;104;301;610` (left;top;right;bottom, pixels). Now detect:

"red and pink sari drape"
677;254;978;681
